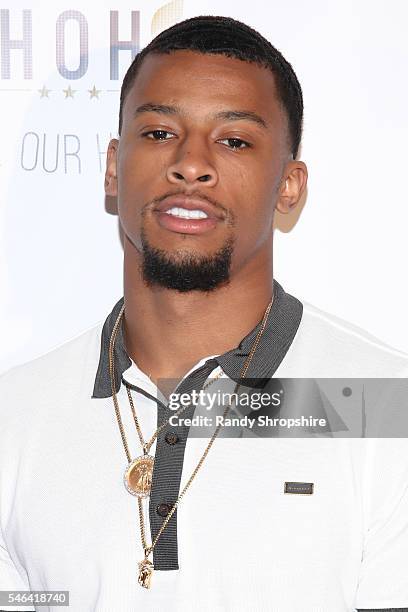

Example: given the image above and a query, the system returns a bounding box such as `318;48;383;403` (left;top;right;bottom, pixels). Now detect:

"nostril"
198;175;211;182
173;172;184;180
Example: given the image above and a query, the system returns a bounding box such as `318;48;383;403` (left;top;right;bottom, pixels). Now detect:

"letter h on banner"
110;11;140;80
0;9;32;79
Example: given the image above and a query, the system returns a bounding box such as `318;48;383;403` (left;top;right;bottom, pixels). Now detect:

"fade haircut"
118;15;304;159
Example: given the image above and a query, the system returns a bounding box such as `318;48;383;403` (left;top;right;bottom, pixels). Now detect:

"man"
1;14;408;612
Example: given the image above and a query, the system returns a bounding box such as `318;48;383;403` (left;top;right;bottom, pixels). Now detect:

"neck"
122;237;274;381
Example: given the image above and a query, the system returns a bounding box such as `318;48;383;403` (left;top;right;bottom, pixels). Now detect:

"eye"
142;130;175;140
218;137;251;150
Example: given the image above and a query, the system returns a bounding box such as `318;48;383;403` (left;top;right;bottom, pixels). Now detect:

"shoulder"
0;321;104;423
282;300;408;377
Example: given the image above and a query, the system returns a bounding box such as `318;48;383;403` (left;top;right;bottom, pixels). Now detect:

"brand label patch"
284;482;314;495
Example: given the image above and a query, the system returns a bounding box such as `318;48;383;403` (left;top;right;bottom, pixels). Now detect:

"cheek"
118;147;164;196
227;164;278;234
116;146;167;228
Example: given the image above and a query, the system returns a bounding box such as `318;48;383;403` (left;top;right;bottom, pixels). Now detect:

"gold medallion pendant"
124;456;154;497
138;557;154;588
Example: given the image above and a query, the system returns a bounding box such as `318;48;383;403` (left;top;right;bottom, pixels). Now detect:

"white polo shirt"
1;280;408;612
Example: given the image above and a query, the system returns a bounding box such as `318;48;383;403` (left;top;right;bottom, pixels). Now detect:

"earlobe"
275;161;308;215
105;138;119;197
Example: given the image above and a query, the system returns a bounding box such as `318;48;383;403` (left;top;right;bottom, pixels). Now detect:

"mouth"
153;195;223;235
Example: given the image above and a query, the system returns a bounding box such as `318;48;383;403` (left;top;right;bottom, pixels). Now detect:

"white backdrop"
1;0;408;374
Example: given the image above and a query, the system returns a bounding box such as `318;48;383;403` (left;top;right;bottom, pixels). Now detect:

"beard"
140;230;234;292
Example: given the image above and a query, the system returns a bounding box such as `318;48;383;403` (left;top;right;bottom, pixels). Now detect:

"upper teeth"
165;207;208;219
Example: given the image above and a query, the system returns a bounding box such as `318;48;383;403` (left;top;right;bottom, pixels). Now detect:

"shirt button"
156;503;172;517
165;432;179;445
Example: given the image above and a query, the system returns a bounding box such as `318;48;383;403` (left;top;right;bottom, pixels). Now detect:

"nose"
166;136;218;187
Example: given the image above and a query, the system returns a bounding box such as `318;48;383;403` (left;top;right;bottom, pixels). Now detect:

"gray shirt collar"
91;278;303;399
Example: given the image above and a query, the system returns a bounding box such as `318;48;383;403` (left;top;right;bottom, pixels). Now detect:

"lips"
152;195;223;235
154;195;223;220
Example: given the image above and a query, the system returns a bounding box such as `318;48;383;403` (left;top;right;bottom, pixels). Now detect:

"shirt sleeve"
0;540;35;611
353;436;408;610
0;381;35;611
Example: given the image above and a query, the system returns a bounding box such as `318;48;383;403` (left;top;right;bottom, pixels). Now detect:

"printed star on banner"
63;85;76;99
88;85;101;99
38;85;51;98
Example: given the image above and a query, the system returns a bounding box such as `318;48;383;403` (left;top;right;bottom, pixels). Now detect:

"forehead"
122;50;286;129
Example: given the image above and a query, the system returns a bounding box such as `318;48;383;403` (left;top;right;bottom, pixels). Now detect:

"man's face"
106;50;305;290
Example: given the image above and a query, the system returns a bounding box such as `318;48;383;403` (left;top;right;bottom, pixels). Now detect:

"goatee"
140;232;234;292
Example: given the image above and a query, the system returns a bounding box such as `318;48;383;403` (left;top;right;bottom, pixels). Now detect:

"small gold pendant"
138;558;154;588
124;455;154;498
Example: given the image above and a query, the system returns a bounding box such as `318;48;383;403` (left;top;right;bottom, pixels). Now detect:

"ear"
105;138;119;196
275;161;308;214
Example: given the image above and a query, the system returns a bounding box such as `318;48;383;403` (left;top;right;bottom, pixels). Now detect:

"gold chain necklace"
109;306;225;499
123;371;224;498
108;296;273;589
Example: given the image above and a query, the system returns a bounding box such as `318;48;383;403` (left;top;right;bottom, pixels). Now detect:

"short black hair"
119;15;303;159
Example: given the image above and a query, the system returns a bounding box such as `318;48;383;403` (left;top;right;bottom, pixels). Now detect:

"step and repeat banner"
1;0;407;372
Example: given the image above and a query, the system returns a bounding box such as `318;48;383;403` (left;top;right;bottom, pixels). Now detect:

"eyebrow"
212;110;267;128
133;103;268;128
133;103;179;117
